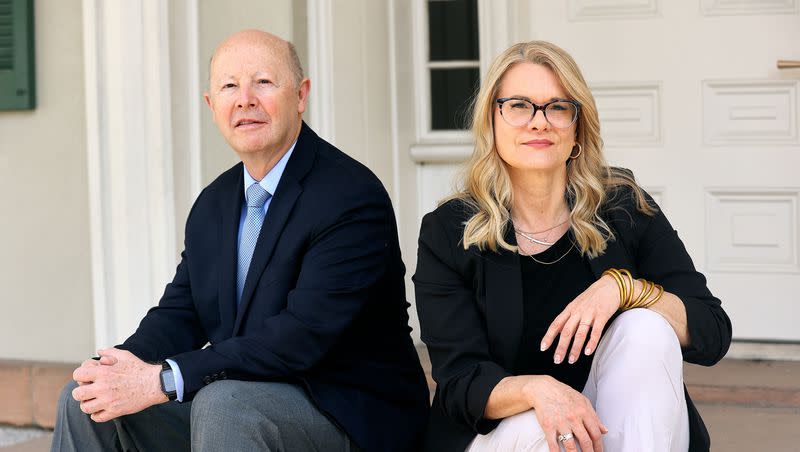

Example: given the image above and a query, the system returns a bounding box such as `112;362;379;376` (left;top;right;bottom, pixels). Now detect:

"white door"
525;1;800;341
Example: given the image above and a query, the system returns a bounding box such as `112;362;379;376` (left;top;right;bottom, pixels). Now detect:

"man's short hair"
286;41;304;87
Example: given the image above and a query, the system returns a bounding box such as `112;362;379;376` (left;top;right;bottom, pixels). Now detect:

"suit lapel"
483;226;524;369
218;165;245;336
233;123;317;334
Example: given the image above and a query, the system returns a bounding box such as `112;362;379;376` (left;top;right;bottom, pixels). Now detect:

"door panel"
526;0;800;340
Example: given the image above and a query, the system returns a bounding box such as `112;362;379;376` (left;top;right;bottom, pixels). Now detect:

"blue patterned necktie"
237;183;271;304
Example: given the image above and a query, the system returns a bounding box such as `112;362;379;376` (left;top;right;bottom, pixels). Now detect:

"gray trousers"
51;379;358;452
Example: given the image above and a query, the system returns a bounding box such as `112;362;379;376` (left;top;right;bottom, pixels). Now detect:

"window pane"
431;68;479;130
428;0;479;61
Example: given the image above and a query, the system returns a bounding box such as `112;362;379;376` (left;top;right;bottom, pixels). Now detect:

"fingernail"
554;354;562;364
568;355;576;364
585;347;592;355
540;341;547;351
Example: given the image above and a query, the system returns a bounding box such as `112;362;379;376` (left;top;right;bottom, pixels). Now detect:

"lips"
523;139;554;147
234;119;266;128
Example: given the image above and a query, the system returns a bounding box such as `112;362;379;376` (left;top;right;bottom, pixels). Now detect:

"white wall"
0;0;94;362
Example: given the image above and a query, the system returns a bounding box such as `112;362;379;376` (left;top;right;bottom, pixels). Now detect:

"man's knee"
190;381;314;450
57;380;82;416
191;381;242;420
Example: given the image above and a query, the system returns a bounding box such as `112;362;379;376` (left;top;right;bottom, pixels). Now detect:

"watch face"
161;370;176;393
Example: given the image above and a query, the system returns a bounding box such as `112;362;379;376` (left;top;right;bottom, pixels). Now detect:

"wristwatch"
159;361;178;401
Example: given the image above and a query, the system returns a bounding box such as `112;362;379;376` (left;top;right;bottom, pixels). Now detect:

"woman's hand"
523;376;607;452
541;275;620;364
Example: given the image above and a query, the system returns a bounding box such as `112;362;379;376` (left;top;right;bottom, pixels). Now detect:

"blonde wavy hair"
451;41;655;258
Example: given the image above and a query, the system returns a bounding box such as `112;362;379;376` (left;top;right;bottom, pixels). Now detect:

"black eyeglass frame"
495;97;582;129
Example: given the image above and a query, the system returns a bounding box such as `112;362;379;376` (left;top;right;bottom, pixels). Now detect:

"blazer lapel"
483;226;524;369
233;123;317;334
218;165;245;336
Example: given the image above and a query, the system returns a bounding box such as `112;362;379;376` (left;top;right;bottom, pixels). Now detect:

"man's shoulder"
199;162;242;200
305;135;388;200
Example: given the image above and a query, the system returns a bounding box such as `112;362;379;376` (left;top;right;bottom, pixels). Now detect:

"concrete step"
685;359;800;408
697;404;800;451
418;346;800;409
3;355;799;451
418;347;800;450
0;434;50;452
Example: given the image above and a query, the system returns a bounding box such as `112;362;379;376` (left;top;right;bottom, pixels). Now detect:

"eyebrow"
214;72;278;88
505;95;566;103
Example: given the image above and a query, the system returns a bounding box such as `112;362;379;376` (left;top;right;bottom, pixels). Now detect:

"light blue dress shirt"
166;141;297;402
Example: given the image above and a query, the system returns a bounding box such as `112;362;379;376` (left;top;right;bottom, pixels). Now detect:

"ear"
297;78;310;114
204;92;216;121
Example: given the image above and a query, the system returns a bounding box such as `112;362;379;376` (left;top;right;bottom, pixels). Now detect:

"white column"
307;0;336;143
82;0;177;348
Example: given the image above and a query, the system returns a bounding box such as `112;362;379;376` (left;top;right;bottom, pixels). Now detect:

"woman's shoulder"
423;197;477;232
599;167;666;241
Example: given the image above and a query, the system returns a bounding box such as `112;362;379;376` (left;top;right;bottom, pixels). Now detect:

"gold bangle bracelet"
604;268;667;311
641;283;664;309
631;278;655;309
620;269;635;309
602;269;626;307
603;268;640;310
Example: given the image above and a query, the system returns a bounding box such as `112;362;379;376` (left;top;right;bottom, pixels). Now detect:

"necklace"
515;229;556;246
513;217;569;247
524;240;575;265
513;217;569;235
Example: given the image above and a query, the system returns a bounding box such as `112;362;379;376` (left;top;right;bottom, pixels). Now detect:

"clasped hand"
71;348;167;422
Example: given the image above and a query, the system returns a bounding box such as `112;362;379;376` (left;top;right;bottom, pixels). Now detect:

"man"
52;29;429;452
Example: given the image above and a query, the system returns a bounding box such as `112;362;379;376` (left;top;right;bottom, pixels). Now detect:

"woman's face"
493;63;577;175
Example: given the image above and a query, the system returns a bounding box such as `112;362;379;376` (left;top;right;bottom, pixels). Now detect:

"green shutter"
0;0;35;110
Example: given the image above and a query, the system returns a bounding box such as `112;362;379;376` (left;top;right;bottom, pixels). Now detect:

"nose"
236;84;256;109
527;108;549;131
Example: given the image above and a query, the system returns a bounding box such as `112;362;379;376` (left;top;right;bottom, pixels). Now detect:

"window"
0;0;35;110
413;0;481;142
427;0;479;131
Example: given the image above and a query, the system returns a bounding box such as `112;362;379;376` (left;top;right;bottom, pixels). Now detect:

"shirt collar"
242;139;297;197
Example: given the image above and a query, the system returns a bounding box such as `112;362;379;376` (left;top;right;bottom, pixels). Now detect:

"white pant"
467;309;690;452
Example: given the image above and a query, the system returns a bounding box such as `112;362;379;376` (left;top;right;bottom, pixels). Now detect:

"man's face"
205;37;308;159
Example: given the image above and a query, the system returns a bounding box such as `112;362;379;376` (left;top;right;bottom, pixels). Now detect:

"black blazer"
118;123;430;452
413;183;732;452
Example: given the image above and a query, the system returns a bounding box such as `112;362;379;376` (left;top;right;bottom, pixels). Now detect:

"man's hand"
71;348;168;422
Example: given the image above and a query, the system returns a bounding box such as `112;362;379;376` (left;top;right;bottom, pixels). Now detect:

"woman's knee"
469;410;547;452
603;308;681;358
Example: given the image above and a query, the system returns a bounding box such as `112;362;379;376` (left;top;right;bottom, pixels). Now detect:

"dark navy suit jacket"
118;123;430;451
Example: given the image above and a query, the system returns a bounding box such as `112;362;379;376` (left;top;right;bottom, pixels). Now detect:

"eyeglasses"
495;98;581;129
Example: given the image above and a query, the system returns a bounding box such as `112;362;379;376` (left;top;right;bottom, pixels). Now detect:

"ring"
558;432;574;442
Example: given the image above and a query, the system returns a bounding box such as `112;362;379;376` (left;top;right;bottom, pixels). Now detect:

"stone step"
0;361;74;429
685;359;800;408
417;346;800;409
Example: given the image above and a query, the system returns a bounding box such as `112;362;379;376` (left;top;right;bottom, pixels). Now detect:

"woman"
413;41;731;452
